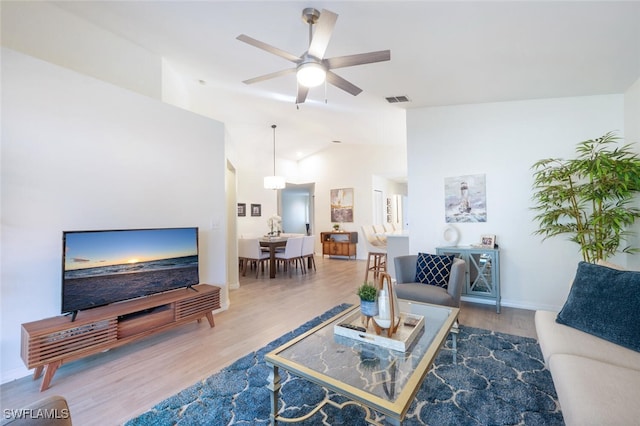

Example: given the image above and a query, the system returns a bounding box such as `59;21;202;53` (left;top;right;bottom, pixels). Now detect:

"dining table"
259;237;288;278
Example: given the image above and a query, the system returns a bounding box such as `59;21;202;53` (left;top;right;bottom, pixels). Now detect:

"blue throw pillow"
415;253;454;288
556;261;640;353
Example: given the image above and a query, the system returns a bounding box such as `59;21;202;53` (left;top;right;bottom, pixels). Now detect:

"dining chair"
301;235;316;273
275;236;304;278
238;238;270;278
275;234;301;253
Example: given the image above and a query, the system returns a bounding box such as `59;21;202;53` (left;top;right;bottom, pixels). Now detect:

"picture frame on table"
481;234;496;248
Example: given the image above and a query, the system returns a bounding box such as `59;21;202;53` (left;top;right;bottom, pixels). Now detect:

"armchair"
393;255;465;308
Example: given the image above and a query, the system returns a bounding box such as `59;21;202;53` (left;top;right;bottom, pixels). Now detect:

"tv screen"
62;227;199;315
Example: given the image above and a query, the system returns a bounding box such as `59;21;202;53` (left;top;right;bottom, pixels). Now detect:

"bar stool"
362;225;387;283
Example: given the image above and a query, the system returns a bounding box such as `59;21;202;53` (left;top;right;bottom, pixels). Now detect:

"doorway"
373;190;383;224
280;183;315;235
226;160;239;290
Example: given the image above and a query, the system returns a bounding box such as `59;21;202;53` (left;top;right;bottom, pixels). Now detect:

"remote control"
338;323;366;332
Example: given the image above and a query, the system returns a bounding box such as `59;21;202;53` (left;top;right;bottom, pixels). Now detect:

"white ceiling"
52;1;640;163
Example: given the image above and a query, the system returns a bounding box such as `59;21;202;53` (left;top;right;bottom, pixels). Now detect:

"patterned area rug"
126;304;564;425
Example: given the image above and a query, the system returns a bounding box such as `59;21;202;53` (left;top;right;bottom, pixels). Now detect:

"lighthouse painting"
444;174;487;223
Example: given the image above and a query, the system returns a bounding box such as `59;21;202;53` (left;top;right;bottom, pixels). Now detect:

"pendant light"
264;124;285;190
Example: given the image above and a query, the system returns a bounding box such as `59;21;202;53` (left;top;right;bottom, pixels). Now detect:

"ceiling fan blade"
242;68;296;85
325;50;391;69
237;34;300;63
326;71;362;96
296;85;309;104
307;9;338;59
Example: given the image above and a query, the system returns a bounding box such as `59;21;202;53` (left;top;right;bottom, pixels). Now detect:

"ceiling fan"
237;8;391;105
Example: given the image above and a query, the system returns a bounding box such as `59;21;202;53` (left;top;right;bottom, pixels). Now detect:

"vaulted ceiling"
34;1;640;163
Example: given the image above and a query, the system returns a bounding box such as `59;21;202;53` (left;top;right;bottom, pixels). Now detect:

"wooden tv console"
21;283;221;391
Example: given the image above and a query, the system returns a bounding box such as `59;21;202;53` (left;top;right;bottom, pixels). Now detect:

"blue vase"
360;300;379;317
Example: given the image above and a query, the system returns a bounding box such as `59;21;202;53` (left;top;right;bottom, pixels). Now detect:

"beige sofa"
536;310;640;425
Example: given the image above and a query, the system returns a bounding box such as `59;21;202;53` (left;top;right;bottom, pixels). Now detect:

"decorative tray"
333;309;425;352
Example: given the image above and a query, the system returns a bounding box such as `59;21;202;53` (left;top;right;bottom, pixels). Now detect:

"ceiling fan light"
264;175;286;190
297;62;326;87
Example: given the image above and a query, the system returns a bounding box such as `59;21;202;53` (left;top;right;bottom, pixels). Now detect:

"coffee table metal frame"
265;301;459;425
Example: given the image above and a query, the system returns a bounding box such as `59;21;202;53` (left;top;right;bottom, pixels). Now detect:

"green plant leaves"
356;282;378;302
531;131;640;262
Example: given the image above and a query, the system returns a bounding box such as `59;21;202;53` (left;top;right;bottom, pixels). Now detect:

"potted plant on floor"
357;282;379;317
531;131;640;262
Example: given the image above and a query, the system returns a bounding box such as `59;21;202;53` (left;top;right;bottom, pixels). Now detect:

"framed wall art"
330;188;354;222
444;174;487;223
237;203;246;217
251;203;262;217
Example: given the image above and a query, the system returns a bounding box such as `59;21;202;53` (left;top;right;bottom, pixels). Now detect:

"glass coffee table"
265;300;459;425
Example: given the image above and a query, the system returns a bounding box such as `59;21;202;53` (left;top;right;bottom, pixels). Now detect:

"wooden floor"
0;256;536;425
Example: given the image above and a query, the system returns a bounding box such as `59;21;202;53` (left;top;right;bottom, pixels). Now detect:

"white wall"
625;77;640;142
372;175;407;228
0;49;227;383
407;95;628;312
296;143;407;259
624;77;640;270
1;1;162;99
235;168;282;238
233;143;406;257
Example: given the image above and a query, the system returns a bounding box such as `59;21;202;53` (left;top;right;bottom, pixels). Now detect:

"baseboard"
461;296;561;312
500;299;561;312
0;365;31;385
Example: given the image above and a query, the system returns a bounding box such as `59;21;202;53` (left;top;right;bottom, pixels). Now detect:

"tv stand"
21;284;221;391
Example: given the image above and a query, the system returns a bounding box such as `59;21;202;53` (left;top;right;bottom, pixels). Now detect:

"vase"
360;300;379;317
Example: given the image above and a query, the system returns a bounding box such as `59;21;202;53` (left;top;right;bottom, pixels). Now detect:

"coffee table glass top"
266;300;458;419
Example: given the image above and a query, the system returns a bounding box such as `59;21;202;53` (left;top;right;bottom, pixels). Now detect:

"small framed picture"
251;204;261;217
237;203;246;217
481;234;496;248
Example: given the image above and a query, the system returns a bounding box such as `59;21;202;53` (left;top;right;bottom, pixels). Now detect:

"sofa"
393;254;465;307
535;261;640;426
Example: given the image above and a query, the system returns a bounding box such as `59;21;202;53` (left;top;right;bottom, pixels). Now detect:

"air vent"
385;95;411;103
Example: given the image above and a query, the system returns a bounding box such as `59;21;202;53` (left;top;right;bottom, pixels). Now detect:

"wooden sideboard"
21;283;221;391
321;231;358;260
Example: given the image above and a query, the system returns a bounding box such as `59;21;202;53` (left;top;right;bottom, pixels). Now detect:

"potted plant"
531;131;640;262
333;223;341;231
357;282;378;317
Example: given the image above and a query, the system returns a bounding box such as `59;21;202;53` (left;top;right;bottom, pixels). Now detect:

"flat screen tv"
62;227;199;319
